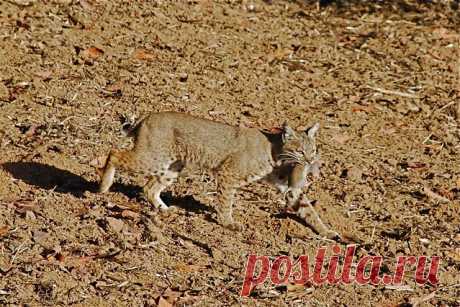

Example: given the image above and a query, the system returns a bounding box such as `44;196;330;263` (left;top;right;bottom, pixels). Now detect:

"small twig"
117;281;129;288
437;100;456;113
367;86;420;99
10;241;28;265
369;225;376;243
384;285;414;291
308;234;338;244
60;116;76;125
4;0;34;6
434;282;460;292
422;133;433;144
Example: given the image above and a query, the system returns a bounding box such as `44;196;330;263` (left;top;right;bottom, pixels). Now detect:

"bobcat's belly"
174;144;230;172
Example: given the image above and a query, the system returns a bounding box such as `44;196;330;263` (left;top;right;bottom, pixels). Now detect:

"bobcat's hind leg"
143;165;180;210
99;150;133;193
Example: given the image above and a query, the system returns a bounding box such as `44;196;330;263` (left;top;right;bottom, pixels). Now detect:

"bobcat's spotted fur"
97;112;338;239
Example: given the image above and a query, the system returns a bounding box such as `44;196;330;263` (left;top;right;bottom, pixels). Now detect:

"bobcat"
97;112;339;239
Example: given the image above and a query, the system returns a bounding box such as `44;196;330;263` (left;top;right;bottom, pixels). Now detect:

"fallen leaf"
174;263;203;273
25;210;36;220
33;231;50;248
79;0;93;10
352;105;374;113
380;126;397;135
338;232;362;244
349;95;361;103
208;109;225;116
25;124;40;137
347;166;363;182
407;162;427;170
96;247;121;258
0;82;8;100
418;238;430;245
286;284;306;292
332;133;350;145
82;46;104;59
69;255;95;268
132;48;155;61
13;201;38;213
10;0;35;6
116;202;141;211
56;253;66;262
433;27;460;40
105;81;124;92
423;187;450;203
0;226;9;237
121;210;140;220
106;217;125;233
163;288;181;304
267;46;292;63
454;233;460;243
437;188;453;200
15;81;30;88
376;300;406;307
456;177;460;189
106;201;140;212
446;248;460;261
34;70;52;81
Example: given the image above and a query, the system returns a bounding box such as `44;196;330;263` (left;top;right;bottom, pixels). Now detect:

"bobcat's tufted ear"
282;122;296;142
305;122;320;139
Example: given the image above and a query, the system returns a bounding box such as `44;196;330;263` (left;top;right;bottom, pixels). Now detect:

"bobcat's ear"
305;122;320;139
282;122;296;142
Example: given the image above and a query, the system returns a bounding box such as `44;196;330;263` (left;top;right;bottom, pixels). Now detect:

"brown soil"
0;0;459;306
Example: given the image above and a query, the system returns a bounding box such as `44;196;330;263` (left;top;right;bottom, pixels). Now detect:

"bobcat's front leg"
215;179;243;231
214;157;245;231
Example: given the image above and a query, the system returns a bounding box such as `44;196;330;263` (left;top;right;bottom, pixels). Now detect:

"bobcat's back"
132;112;273;170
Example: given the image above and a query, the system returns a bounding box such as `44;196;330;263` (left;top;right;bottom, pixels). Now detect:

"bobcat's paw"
158;204;170;211
99;185;110;193
146;196;169;211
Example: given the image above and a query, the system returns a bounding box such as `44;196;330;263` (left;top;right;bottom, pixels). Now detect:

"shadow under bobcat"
1;161;139;198
1;161;214;213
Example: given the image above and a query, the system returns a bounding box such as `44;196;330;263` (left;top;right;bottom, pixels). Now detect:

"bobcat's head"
278;122;320;166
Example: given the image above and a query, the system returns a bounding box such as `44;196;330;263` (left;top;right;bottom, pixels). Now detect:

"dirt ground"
0;0;459;305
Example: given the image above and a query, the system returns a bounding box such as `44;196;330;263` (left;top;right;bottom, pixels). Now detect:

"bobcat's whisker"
279;151;310;165
279;155;300;162
279;157;307;166
279;152;302;161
